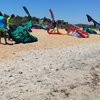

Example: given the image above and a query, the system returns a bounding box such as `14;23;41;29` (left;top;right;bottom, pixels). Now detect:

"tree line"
3;14;94;29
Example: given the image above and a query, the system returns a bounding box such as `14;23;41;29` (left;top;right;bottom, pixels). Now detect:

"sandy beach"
1;29;100;62
0;29;100;100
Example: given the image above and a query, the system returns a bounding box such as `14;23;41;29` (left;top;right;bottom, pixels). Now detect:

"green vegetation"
3;14;95;29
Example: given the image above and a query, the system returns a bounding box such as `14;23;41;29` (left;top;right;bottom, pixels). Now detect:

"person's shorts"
0;28;7;33
0;28;8;37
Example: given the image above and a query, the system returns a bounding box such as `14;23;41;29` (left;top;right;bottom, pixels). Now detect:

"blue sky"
0;0;100;24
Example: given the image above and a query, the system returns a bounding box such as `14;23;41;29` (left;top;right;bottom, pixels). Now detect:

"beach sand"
0;29;100;100
0;29;100;62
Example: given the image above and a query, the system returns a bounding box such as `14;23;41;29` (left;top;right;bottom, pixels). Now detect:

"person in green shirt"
7;14;15;27
7;14;15;40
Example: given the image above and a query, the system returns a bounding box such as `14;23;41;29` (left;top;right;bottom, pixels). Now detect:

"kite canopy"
47;28;67;35
86;15;93;22
83;27;97;34
67;27;89;38
86;14;100;28
9;26;38;43
23;6;31;20
21;20;47;30
49;9;55;21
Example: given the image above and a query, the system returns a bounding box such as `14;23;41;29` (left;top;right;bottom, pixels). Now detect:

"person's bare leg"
4;37;7;44
0;31;1;44
3;32;8;44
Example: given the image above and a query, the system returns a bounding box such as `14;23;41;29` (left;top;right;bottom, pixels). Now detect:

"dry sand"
0;29;100;62
0;29;100;100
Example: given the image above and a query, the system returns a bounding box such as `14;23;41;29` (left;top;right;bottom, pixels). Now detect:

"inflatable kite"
9;26;38;43
86;15;100;28
23;6;31;20
22;20;47;30
22;6;48;30
49;9;55;21
83;27;97;34
47;28;67;35
66;27;89;38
